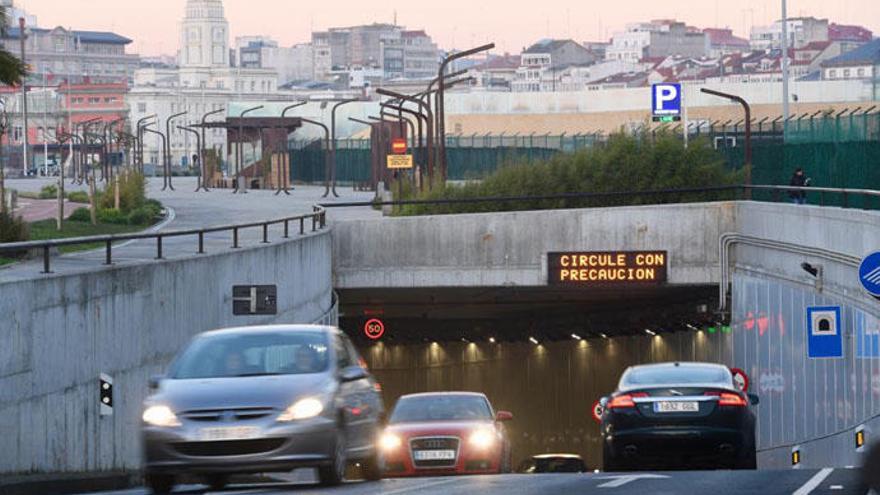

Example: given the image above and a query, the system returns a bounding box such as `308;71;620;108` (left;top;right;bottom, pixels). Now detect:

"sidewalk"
0;472;137;495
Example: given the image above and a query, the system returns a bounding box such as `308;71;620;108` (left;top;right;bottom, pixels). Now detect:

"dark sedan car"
141;325;384;493
601;362;758;471
518;454;588;473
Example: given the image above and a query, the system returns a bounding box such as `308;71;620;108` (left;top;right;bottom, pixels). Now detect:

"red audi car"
378;392;513;477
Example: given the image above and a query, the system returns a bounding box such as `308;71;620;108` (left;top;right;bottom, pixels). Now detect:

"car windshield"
622;365;730;387
170;331;330;379
389;395;493;423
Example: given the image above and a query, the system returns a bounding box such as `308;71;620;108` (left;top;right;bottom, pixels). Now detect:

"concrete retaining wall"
0;229;334;474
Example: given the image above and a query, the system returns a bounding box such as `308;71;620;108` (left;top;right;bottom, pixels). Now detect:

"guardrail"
0;207;327;274
319;184;880;210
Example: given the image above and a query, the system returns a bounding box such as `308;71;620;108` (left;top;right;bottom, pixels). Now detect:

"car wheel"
205;474;229;490
736;447;757;470
145;473;174;494
361;451;383;481
500;444;513;473
603;444;623;472
318;428;347;486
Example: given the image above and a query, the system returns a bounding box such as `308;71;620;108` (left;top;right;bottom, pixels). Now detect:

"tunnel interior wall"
0;230;334;475
361;331;731;468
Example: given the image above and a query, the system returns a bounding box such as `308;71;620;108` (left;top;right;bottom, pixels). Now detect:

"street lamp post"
297;117;331;197
199;107;224;192
177;125;202;192
143;126;168;194
436;44;494;179
329;98;361;197
135;114;157;174
701;88;752;198
376;88;434;187
235;105;264;194
19;17;29;176
781;0;790;124
278;101;307;195
164;111;187;191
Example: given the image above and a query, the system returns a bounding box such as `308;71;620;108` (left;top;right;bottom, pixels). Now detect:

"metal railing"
0;207;327;274
320;184;880;210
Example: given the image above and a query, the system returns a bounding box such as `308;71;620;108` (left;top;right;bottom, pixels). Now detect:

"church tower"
179;0;229;68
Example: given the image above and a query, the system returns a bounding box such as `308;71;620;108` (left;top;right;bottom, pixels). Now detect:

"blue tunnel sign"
859;251;880;297
807;306;842;359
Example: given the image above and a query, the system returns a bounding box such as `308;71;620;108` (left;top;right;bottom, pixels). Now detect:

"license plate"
198;426;261;442
413;450;456;461
654;401;699;413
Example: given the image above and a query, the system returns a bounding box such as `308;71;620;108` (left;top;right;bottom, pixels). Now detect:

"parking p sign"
652;83;682;117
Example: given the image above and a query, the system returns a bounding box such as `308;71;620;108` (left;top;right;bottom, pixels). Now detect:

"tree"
0;6;26;86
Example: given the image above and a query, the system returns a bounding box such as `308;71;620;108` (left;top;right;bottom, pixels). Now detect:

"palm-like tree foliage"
0;6;27;86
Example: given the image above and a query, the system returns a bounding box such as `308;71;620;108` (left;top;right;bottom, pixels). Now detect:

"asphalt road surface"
83;468;868;495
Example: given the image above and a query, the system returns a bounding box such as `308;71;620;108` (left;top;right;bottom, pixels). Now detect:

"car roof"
532;454;583;460
398;391;489;400
198;324;338;338
625;361;729;372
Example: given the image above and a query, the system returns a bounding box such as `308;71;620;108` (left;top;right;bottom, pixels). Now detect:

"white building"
749;17;829;50
127;0;294;170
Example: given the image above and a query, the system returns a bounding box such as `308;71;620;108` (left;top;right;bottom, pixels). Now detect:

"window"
138;102;147;113
335;336;353;369
828;69;836;79
104;97;117;103
857;68;865;77
88;97;100;104
843;69;851;78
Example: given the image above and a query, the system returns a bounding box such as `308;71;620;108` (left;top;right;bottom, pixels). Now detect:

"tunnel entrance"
338;284;725;468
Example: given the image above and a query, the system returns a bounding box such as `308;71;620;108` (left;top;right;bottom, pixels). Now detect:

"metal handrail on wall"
0;206;327;275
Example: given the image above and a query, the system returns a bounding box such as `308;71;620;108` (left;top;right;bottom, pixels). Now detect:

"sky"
14;0;879;57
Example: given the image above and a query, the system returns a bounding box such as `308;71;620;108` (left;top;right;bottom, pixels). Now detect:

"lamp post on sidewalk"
199;107;224;192
164;111;187;191
235;105;264;194
329;98;361;198
701;88;752;198
276;101;307;195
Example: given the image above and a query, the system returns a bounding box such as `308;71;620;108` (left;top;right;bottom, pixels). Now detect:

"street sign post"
652;83;682;123
364;318;385;340
391;138;407;155
386;154;413;169
807;306;842;359
591;399;604;423
730;368;750;392
858;251;880;299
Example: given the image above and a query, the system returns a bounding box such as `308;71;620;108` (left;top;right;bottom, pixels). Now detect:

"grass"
28;219;144;254
0;257;13;266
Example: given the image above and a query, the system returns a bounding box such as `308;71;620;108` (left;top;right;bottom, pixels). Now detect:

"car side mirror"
340;366;368;383
495;410;514;422
148;375;163;390
748;393;760;406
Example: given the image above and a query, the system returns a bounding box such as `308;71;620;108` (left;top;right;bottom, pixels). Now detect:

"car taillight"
705;391;747;407
607;392;648;409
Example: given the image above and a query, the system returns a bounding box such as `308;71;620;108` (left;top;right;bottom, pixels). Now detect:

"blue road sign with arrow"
859;251;880;297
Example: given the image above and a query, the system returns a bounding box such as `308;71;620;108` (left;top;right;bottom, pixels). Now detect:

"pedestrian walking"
789;168;809;205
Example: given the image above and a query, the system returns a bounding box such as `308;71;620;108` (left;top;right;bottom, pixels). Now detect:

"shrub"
38;184;58;199
99;172;146;213
67;191;89;203
0;211;28;243
126;207;153;226
97;208;128;225
68;207;92;222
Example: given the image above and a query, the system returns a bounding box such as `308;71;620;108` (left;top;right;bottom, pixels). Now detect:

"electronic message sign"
547;251;668;286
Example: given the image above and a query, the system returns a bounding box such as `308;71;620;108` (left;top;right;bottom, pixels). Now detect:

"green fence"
289;113;880;196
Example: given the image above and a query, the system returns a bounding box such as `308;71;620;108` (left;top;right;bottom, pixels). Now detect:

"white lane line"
378;478;463;494
829;485;844;490
792;468;834;495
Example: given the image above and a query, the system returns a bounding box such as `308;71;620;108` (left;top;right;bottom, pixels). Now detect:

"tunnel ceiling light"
685;323;699;331
645;329;657;336
529;337;539;345
488;337;496;344
599;333;608;339
571;333;582;340
461;338;469;343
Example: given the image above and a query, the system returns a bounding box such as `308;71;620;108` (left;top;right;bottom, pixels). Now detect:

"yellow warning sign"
386;154;413;169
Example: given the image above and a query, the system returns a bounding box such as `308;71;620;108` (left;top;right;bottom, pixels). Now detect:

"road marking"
596;473;670;488
792;468;834;495
378;478;463;494
829;485;844;490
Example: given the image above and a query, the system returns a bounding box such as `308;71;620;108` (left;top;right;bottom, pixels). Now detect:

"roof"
399;391;488;399
828;23;873;42
199;324;334;338
822;38;880;67
798;41;832;52
474;54;521;71
4;27;132;45
532;454;583;460
523;39;576;54
401;30;428;39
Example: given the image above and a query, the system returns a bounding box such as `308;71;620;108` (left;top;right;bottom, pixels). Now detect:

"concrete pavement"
78;469;868;495
0;177;378;281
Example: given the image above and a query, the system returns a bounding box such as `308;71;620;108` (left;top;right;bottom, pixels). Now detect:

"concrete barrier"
0;228;333;474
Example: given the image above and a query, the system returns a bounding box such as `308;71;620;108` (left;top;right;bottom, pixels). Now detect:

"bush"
38;184;58;199
397;131;743;215
126;207;154;226
0;211;28;243
97;208;128;225
68;207;92;222
99;172;146;213
67;191;89;203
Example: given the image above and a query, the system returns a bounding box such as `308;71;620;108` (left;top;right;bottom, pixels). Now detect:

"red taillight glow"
608;392;648;409
705;391;747;407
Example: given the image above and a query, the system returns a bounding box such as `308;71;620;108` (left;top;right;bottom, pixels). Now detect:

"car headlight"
142;405;181;427
379;432;402;452
469;428;496;449
277;397;324;421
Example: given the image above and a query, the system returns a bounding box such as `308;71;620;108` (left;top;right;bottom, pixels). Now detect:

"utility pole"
19;17;29;176
780;0;791;125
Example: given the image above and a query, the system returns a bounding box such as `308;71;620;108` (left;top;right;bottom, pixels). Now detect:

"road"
0;177;378;282
82;469;868;495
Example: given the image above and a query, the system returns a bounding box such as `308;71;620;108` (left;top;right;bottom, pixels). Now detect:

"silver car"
141;325;384;493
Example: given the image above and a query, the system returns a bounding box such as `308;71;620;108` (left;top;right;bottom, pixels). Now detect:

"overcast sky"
14;0;878;56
